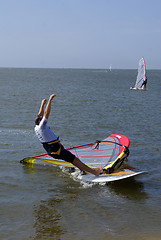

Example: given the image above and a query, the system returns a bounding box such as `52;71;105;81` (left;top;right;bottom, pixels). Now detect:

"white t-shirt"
34;116;58;143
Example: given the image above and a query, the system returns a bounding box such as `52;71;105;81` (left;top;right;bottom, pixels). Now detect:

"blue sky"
0;0;160;69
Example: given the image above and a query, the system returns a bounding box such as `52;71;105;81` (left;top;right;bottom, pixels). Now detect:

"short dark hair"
35;115;42;125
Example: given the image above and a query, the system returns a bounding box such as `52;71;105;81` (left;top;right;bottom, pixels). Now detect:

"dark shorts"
42;141;75;164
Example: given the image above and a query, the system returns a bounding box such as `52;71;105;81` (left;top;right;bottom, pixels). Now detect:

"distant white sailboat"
106;64;112;72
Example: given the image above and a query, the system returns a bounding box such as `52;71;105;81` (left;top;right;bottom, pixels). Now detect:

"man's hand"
41;99;47;105
49;94;56;101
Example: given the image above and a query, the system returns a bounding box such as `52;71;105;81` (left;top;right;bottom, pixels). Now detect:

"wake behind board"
79;169;144;183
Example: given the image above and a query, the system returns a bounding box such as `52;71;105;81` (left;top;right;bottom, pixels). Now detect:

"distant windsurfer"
34;94;102;176
141;77;147;89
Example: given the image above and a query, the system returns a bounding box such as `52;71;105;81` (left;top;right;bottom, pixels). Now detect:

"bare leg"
73;157;102;176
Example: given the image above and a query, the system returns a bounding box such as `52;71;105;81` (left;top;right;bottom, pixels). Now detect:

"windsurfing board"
130;87;146;91
79;169;145;183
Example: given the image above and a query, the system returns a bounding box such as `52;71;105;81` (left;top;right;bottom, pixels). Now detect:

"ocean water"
0;68;161;240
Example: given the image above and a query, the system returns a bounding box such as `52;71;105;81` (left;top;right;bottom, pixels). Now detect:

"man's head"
35;115;42;125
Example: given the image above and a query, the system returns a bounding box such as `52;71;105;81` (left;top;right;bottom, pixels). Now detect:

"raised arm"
44;94;56;119
37;99;47;117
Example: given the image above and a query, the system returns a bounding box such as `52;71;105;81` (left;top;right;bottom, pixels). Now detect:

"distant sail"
106;64;112;72
134;57;147;89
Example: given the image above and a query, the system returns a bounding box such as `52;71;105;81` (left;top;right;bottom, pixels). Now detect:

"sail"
21;134;130;173
134;57;146;89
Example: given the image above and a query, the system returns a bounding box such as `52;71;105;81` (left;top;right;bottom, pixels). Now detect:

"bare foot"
94;166;103;176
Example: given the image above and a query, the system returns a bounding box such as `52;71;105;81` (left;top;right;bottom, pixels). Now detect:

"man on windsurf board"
34;94;102;176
